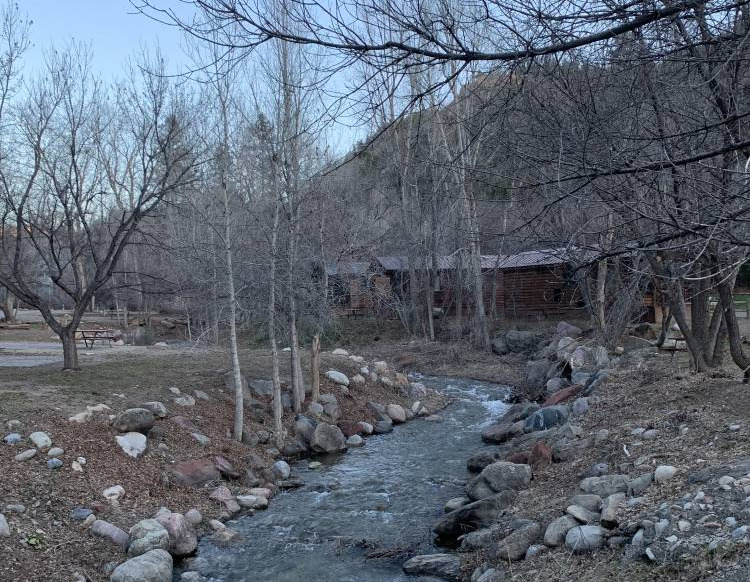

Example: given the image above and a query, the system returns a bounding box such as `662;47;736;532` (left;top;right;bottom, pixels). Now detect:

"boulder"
325;370;350;386
351;374;365;386
654;465;677;483
467;462;532;501
29;431;52;448
103;485;126;501
214;456;240;480
128;519;170;557
184;509;202;526
525;359;550;393
155;513;197;556
310;423;347;453
506;330;538;353
373;361;388;374
385;404;406;424
373;419;393;434
236;495;268;510
91;519;129;549
337;420;363;438
543;385;582;406
115;432;147;458
566;505;600;524
524;406;569;432
569;494;602;512
444;497;470;513
111;549;173;582
402;554;460;581
494;520;541;561
141;402;168;418
556;321;582;338
271;460;291;480
565;525;607;553
357;422;374;435
600;493;625;528
346;435;364;447
323;402;342;421
294;415;317;443
249;379;273;397
545;377;568;395
433;491;517;543
544;515;579;547
481;420;524;444
112;409;155;433
170;459;220;487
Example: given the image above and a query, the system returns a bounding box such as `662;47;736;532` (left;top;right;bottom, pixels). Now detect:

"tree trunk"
717;276;750;380
0;288;16;323
310;333;321;401
61;329;79;371
270;187;284;450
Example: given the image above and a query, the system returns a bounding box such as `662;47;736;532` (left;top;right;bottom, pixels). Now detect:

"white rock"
349;355;364;363
325;370;350;386
236;495;268;510
29;431;52;449
351;374;366;386
68;411;92;423
346;435;364;447
654;465;678;483
168;387;181;395
103;485;125;501
373;361;388;374
71;461;84;472
116;432;147;458
332;348;349;356
174;395;196;407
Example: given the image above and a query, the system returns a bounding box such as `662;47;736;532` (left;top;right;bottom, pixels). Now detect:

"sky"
23;0;189;77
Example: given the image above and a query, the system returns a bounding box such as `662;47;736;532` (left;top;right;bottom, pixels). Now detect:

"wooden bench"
76;329;115;348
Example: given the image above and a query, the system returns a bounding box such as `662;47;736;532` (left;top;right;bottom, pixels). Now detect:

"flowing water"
183;375;510;582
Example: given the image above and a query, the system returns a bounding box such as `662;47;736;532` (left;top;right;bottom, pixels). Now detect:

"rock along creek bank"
179;375;511;582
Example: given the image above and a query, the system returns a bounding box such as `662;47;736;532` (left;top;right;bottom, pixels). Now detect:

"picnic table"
75;328;115;348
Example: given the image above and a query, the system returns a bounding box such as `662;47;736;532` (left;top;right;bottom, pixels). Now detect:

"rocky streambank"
400;322;750;582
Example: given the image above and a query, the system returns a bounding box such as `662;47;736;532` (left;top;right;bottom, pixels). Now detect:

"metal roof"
375;248;583;272
325;261;370;276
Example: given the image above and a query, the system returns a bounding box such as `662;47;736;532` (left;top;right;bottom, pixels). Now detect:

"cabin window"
552;287;562;303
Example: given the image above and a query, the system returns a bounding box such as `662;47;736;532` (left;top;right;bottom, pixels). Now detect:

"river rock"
566;505;600;524
444;497;470;512
271;460;291;480
579;474;628;497
569;494;602;512
29;431;52;448
112;409;155;433
351;374;365;386
565;525;607;552
142;402;168;418
249;379;273;397
14;449;36;461
310;423;347;453
337;420;362;437
3;433;21;444
47;458;63;469
170;459;220;487
467;462;532;501
524;406;569;432
373;419;393;434
402;554;460;581
294;415;317;443
346;435;364;447
481;420;524;444
91;519;129;548
525;359;550;393
433;491;517;543
116;432;147;458
128;519;170;557
323;402;342;421
495;520;541;561
373;361;388;374
385;404;406;423
600;493;626;528
544;515;579;547
155;513;197;556
185;509;202;526
236;495;268;510
47;447;64;458
325;370;350;386
654;465;677;483
111;549;173;582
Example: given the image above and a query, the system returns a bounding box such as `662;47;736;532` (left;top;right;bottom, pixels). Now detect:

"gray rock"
293;415;317;443
29;431;52;448
70;508;93;521
467;462;532;501
4;504;24;514
185;509;202;526
587;462;609;477
491;335;509;355
525;544;548;559
0;514;9;537
556;321;582;338
433;491;518;543
373;420;393;434
600;493;626;528
495;520;541;561
14;449;36;461
546;377;568;395
525;359;550;393
141;402;168;418
115;432;148;458
3;433;21;444
110;549;173;582
325;370;350;386
155;513;197;556
566;505;600;524
47;447;64;458
91;519;130;549
460;525;504;550
323;402;342;421
627;472;653;495
271;460;291;480
402;554;461;581
544;515;579;547
654;465;677;482
236;495;269;510
571;398;589;416
174;395;196;407
579;474;628;497
444;497;470;513
565;525;607;553
475;569;504;582
480;419;524;444
128;519;170;557
385;404;406;423
310;423;347;453
524;406;569;432
346;435;364;447
112;409;155;433
47;458;63;469
193;390;209;401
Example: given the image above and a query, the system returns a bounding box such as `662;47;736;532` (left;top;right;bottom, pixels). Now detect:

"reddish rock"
506;452;529;465
170;458;220;487
155;512;197;556
528;442;553;473
214;456;240;479
337;420;363;438
543;384;583;406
